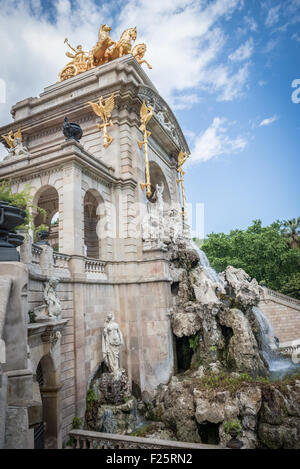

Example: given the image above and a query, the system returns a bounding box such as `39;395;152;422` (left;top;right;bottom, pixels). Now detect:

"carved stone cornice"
28;319;68;342
137;85;190;155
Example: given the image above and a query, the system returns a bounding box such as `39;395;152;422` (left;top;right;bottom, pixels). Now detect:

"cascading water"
191;240;299;381
252;306;299;380
101;408;117;433
191;241;221;284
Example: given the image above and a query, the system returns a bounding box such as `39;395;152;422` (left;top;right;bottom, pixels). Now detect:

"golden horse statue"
58;25;151;81
132;43;152;69
90;24;115;67
105;27;137;62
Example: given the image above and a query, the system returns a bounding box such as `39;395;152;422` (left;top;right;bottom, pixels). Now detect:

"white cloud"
265;5;281;27
258;80;267;86
263;38;280;53
0;0;249;128
171;94;201;111
190;117;248;163
292;32;300;42
244;15;258;32
211;62;250;101
259;115;279;126
229;38;254;62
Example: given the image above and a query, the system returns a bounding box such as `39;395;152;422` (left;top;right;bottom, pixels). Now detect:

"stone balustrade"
69;429;222;450
264;288;300;311
53;252;71;271
85;258;106;278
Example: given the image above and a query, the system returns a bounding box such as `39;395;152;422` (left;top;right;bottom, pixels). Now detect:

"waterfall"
190;239;299;380
101;408;117;434
191;241;222;284
252;306;299;380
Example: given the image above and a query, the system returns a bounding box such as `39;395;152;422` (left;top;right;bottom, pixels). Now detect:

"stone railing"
85;258;106;278
264;288;300;311
69;430;221;450
53;252;70;271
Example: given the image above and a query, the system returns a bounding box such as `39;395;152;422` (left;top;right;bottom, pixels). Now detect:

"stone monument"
34;278;62;322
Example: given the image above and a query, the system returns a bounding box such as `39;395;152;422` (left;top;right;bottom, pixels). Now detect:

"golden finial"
88;93;115;149
138;101;153;199
176;149;189;220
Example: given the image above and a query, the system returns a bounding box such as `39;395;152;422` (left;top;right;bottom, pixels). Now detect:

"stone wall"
259;289;300;345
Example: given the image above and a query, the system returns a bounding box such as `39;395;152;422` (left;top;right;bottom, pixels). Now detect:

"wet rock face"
151;373;300;448
153;377;201;443
258;383;300;449
84;369;138;435
168;239;267;376
160;238;300;448
219;308;268;376
221;266;263;309
98;371;131;405
171;312;201;338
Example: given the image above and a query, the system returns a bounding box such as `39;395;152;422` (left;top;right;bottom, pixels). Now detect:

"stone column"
60;153;84;256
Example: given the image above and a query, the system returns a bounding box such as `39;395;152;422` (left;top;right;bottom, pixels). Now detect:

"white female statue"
102;313;124;374
44;278;62;319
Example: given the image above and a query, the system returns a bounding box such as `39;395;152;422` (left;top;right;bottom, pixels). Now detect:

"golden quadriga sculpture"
88;93;115;149
59;24;152;82
176;149;189;219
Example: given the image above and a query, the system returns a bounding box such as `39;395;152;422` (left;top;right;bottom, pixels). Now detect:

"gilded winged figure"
2;128;22;148
139;101;153;133
177;149;189;169
88;93;115;148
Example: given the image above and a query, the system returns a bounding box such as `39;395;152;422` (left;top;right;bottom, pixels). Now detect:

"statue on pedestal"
34;277;62;322
102;313;123;375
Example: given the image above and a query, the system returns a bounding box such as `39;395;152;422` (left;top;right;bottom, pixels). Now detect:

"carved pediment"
137;85;190;155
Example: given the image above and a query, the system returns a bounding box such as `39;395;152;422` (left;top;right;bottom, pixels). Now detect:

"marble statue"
193;267;224;306
34;277;62;322
44;278;62;318
102;313;124;374
141;182;169;251
155;183;164;212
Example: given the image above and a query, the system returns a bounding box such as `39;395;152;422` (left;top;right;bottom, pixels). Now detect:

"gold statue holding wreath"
58;24;151;82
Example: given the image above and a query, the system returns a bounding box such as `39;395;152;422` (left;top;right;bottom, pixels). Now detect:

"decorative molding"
137;85;190;154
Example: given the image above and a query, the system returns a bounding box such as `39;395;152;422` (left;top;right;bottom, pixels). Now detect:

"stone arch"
84;189;106;259
34;353;61;449
148;160;171;209
33;185;59;250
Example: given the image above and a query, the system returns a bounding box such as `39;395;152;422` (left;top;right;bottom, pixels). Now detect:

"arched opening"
148;161;171;209
34;354;61;449
84;190;102;259
33;362;45;449
50;212;59;252
34;186;59;250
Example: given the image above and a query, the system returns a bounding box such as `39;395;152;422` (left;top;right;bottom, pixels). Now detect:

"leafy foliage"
0;180;46;235
201;219;300;299
224;419;242;436
280;217;300;249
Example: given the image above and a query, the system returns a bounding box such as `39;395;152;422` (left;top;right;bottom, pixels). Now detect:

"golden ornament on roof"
58;25;151;82
2;128;22;148
176;149;189;220
138;101;153;199
88;93;115;149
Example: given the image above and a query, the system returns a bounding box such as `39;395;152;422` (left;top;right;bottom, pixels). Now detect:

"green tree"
201;219;300;299
280;217;300;249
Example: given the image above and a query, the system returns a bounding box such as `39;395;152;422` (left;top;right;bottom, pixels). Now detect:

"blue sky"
0;0;299;236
